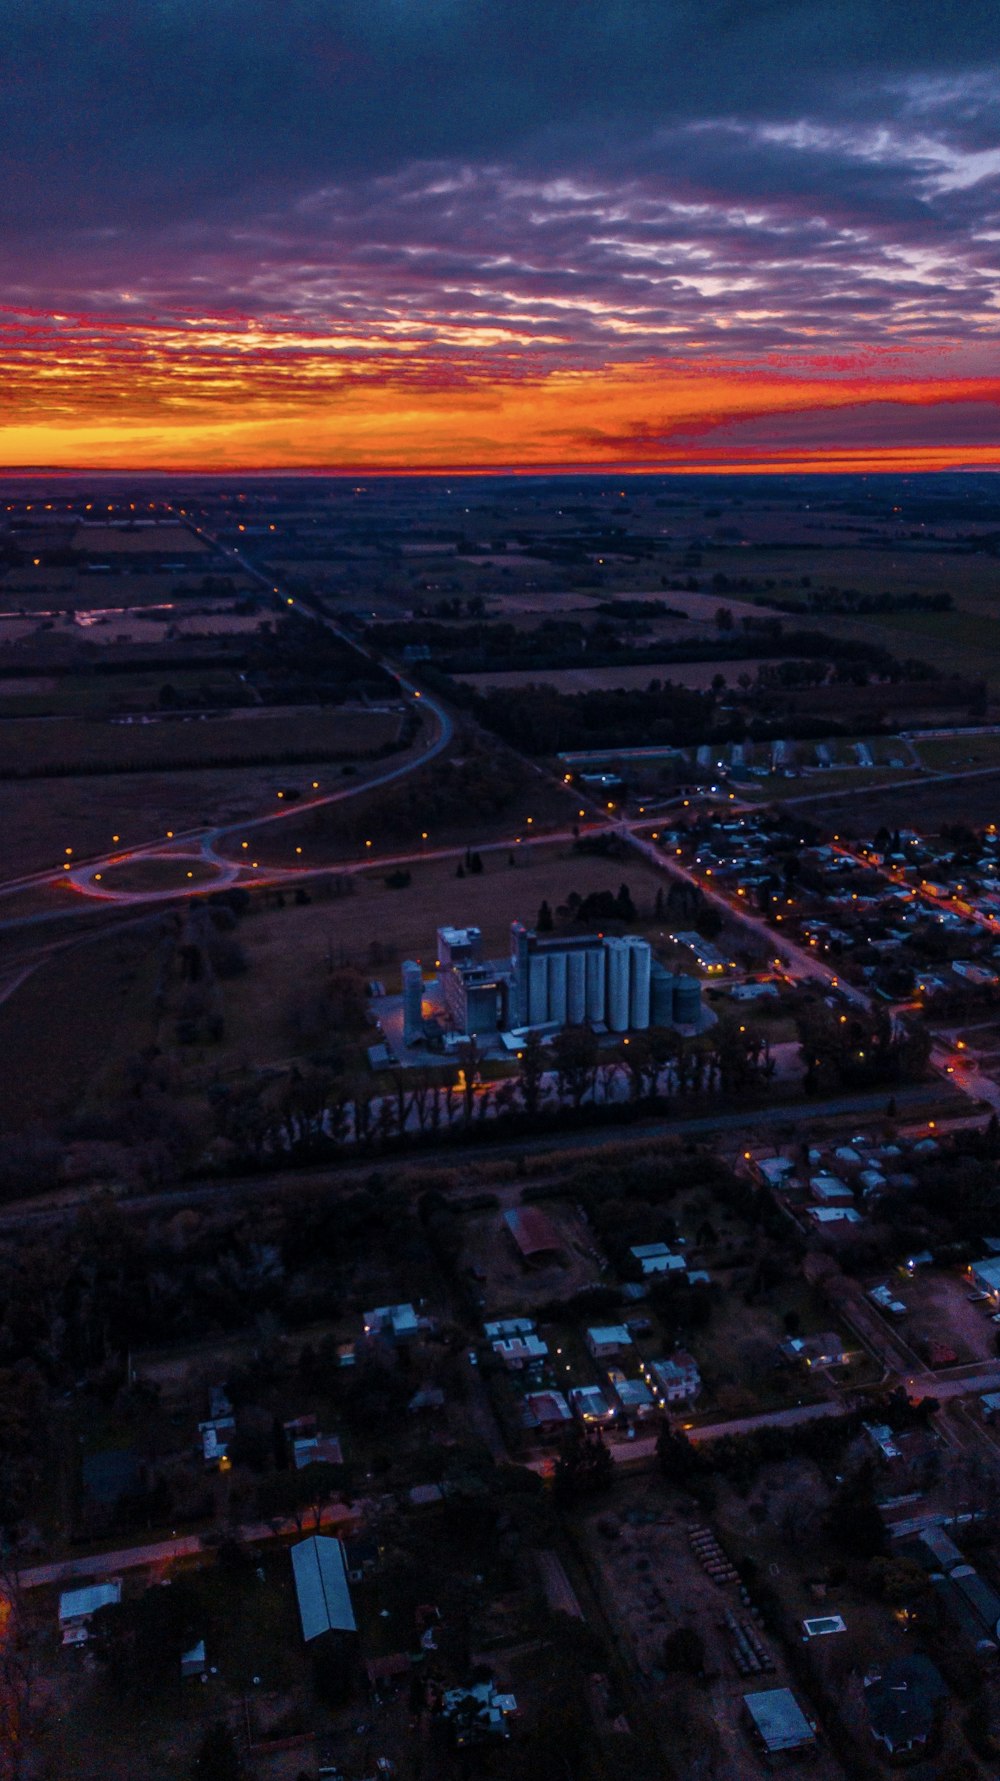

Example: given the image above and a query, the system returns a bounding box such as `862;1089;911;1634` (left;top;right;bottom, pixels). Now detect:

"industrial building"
376;917;707;1062
435;919;703;1041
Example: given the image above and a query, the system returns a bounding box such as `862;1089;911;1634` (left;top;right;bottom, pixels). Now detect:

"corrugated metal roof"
744;1688;814;1751
58;1580;121;1624
291;1536;356;1641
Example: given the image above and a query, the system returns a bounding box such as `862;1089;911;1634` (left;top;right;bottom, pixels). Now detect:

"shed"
59;1580;121;1638
502;1206;562;1261
181;1639;207;1680
630;1242;685;1276
743;1687;816;1757
969;1258;1000;1303
291;1535;356;1642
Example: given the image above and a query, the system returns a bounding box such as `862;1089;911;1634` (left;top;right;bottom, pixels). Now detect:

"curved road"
0;512;454;910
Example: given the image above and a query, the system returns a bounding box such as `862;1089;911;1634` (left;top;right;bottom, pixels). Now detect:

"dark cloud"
0;1;997;464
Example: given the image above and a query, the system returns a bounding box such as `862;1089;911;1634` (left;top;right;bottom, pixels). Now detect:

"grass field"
0;665;254;720
914;732;1000;772
0;704;400;776
214;842;675;1066
801;767;1000;835
70;522;209;554
456;659;785;693
0;748;418;881
0;926;162;1129
239;760;582;868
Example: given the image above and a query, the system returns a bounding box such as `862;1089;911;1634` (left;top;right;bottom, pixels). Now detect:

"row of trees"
208;1016;778;1171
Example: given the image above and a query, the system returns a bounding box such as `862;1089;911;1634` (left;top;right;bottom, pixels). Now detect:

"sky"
1;0;998;474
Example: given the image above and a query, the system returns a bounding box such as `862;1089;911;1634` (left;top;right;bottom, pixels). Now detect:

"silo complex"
585;946;606;1023
429;918;673;1043
650;963;675;1027
605;937;630;1033
625;935;651;1029
528;951;549;1025
401;960;423;1044
567;949;587;1024
548;950;568;1026
673;976;703;1025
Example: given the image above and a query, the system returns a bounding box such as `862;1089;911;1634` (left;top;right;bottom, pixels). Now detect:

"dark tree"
663;1626;706;1674
192;1723;244;1781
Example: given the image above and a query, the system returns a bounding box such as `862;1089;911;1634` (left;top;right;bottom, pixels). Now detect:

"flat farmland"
0;665;253;719
70;522;209;554
457;658;786;693
801;767;1000;834
0;704;400;776
240;759;582;868
0;926;162;1130
0;751;409;880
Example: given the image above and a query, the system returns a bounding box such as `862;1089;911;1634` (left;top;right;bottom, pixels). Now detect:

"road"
14;1499;361;1592
0;509;454;912
0;1079;946;1237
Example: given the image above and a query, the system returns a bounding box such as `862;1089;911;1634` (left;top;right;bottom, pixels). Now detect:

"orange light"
295;846;302;854
166;830;173;838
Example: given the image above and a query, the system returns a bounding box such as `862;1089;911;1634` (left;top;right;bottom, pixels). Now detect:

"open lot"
226;839;677;989
0;923;162;1129
887;1266;1000;1366
801;768;1000;834
580;1478;847;1780
0;704;401;776
457;659;787;693
460;1198;602;1316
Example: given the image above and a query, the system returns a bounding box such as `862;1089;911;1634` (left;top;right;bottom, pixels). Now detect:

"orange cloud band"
2;308;997;471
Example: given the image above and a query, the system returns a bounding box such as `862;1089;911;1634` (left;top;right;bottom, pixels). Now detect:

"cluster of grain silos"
650;961;703;1028
525;936;607;1027
401;959;424;1044
509;924;657;1034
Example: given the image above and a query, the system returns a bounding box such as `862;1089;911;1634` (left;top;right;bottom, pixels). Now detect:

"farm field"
0;703;401;776
0;925;163;1130
0;746;417;881
801;766;1000;834
0;665;254;720
238;757;582;868
70;521;210;554
913;730;1000;772
457;659;785;693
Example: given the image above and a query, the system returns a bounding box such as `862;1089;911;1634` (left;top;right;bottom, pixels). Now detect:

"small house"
643;1352;701;1404
969;1258;1000;1305
568;1385;616;1424
491;1333;548;1369
523;1389;572;1431
864;1655;948;1761
198;1416;234;1471
362;1302;421;1340
629;1242;685;1276
59;1580;122;1644
585;1324;633;1361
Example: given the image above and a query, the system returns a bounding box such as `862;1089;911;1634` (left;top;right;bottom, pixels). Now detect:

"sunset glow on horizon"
1;3;998;474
